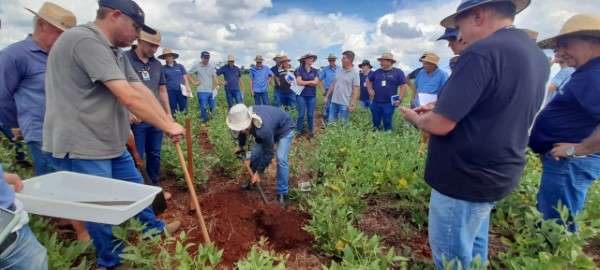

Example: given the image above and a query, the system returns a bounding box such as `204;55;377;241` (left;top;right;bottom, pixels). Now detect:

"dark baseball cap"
201;51;210;58
99;0;156;34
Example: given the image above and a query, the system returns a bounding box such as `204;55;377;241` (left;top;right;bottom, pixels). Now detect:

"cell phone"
0;207;19;244
391;95;401;105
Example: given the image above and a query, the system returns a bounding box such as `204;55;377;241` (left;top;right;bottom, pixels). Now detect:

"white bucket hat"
226;104;263;131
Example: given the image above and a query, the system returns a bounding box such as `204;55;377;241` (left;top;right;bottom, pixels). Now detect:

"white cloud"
1;0;598;72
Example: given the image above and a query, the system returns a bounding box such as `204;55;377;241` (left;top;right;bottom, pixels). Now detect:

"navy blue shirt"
126;48;165;100
217;64;241;91
368;68;406;104
359;71;372;101
426;27;549;202
295;66;320;97
238;106;295;173
530;57;600;154
163;63;187;92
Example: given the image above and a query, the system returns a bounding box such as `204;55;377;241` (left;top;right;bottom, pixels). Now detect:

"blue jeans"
322;89;332;120
0;225;47;270
197;92;215;123
50;151;165;268
429;189;495;270
26;142;55;176
131;123;163;185
537;153;600;232
359;99;371;108
328;102;349;124
254;92;269;105
273;91;296;109
0;125;26;162
296;96;316;134
370;102;395;131
251;131;295;195
225;89;243;109
167;90;187;115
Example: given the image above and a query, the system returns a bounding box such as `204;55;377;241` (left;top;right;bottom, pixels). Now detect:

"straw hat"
377;52;396;63
420;53;440;66
521;28;539;41
273;54;282;61
26;2;76;31
327;54;337;60
226;104;253;131
358;60;372;68
158;48;179;60
441;0;530;28
298;53;318;62
227;55;235;62
140;30;161;46
538;14;600;49
279;55;291;62
255;55;264;62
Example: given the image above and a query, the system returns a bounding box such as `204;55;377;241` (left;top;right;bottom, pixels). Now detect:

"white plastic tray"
15;171;161;225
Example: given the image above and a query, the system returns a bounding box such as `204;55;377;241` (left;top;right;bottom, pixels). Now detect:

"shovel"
243;159;269;204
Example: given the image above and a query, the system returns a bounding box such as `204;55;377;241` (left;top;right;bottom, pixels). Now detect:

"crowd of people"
0;0;599;269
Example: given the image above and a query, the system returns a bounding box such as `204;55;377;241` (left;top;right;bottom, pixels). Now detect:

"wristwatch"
566;145;577;157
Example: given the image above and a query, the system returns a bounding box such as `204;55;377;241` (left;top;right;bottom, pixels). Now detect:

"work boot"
276;194;287;208
165;220;182;234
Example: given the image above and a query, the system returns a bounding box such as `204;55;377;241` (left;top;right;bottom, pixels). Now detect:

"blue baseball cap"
99;0;156;34
440;0;530;28
201;51;210;58
437;28;460;41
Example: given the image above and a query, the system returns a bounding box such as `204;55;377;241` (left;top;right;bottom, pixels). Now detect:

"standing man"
189;51;219;123
127;30;172;200
160;48;192;115
358;60;374;108
412;53;448;107
0;2;76;176
271;54;283;106
274;55;297;110
405;53;427;108
400;1;548;268
530;14;600;232
249;55;274;105
320;54;339;122
43;1;183;269
217;55;243;109
325;51;360;124
227;104;295;206
367;53;407;131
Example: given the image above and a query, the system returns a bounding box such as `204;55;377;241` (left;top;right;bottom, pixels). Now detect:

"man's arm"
367;80;375;99
408;80;417;101
398;84;408;101
159;85;173;120
350;85;360;111
551;127;600;158
547;84;558;94
325;81;336;99
400;108;457;136
4;172;23;193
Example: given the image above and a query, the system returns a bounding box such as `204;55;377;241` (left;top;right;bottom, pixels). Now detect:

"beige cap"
226;104;253;131
158;48;179;60
255;55;264;62
298;53;318;62
140;30;161;46
272;54;282;61
279;55;291;62
377;52;396;63
420;53;440;66
538;14;600;49
327;53;337;60
26;2;76;31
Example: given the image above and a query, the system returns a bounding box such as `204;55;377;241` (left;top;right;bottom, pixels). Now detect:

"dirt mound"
255;204;313;250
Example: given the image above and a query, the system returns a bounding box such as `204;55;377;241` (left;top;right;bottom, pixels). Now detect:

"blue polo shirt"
217;64;241;91
0;35;49;143
0;165;14;209
359;71;373;101
320;65;339;90
415;68;448;94
368;68;406;104
295;66;320;97
530;57;600;154
250;65;273;93
163;63;187;92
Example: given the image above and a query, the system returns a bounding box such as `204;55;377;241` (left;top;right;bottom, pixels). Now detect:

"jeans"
359;99;371;108
370;102;395;131
273;91;296;109
50;151;165;268
197;92;215;123
296;96;316;134
0;125;26;162
131;123;163;185
0;225;47;270
225;89;243;109
429;189;495;270
251;131;295;195
537;153;600;232
167;90;187;115
322;89;332;120
254;92;269;105
26;142;55;176
328;102;349;124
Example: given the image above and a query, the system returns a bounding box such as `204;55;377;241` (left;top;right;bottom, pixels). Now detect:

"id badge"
381;80;387;87
141;70;150;81
363;81;367;87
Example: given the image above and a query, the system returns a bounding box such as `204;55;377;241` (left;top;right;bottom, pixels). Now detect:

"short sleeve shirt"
368;68;406;103
126;49;165;101
331;67;360;106
359;71;372;101
530;57;600;154
426;27;549;202
320;65;339;90
295;67;319;97
217;64;241;91
163;63;187;92
43;23;140;159
415;68;448;95
190;63;216;92
250;66;273;93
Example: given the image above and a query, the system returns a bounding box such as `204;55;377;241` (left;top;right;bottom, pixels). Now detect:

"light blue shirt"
0;165;14;209
319;65;339;90
415;68;448;94
0;35;49;143
550;67;576;91
250;65;274;93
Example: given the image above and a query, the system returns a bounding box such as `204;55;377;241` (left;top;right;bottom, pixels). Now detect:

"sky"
1;0;598;72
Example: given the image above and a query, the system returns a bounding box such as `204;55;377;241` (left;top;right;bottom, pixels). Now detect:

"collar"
24;35;45;53
128;46;157;64
576;56;600;73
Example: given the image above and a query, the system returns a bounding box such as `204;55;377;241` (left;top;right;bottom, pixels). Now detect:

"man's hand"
129;114;141;124
5;173;23;193
165;122;185;143
250;90;255;97
10;128;22;141
400;107;419;125
393;100;401;107
551;143;584;160
251;173;261;184
414;103;436;114
349;103;356;112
